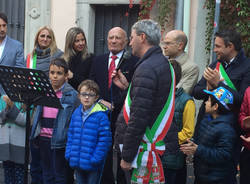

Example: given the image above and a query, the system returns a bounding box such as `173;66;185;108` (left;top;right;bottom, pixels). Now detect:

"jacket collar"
134;46;162;69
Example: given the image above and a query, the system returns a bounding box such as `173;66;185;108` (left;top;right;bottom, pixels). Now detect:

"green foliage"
158;0;175;31
204;0;250;58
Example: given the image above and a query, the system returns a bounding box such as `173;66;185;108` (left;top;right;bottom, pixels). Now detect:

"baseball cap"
203;87;233;110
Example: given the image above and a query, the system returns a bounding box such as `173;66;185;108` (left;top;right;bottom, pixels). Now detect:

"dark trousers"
39;137;74;184
100;147;115;184
163;163;187;184
115;149;132;184
30;141;43;184
240;148;250;184
75;165;104;184
3;161;25;184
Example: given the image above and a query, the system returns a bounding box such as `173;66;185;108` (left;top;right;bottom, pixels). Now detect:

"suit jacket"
176;52;199;95
0;36;24;67
89;51;138;129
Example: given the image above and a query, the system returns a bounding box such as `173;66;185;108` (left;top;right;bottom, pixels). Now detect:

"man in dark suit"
0;12;24;94
90;27;138;184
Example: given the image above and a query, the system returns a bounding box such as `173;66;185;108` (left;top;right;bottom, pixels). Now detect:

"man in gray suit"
0;12;24;67
162;30;199;95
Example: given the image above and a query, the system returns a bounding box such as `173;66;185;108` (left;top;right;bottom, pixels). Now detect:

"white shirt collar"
108;50;124;68
0;36;7;59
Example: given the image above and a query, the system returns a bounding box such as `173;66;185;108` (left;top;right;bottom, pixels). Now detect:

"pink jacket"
239;87;250;150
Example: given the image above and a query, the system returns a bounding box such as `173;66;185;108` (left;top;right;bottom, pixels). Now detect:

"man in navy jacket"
89;27;138;184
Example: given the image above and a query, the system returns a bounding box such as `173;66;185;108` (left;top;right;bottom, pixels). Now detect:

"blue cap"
203;87;233;110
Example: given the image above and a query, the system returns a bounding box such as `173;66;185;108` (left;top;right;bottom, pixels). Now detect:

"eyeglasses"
161;41;177;46
80;92;96;98
39;34;52;39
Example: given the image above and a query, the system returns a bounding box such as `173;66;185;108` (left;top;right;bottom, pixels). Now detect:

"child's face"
205;96;215;114
49;65;68;91
79;86;98;110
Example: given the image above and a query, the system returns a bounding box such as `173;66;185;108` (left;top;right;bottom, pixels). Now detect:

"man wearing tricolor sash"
193;29;250;184
113;19;175;184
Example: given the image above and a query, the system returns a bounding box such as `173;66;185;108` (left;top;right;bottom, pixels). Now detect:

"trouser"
75;165;104;184
163;163;187;184
240;148;250;184
39;136;74;184
3;161;25;184
100;147;115;184
30;140;43;184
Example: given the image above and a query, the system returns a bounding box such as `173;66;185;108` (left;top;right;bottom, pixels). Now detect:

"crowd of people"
0;11;250;184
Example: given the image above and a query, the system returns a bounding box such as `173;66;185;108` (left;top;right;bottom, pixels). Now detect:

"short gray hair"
132;19;161;46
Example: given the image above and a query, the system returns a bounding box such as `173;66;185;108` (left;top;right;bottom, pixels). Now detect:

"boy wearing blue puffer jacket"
65;79;112;184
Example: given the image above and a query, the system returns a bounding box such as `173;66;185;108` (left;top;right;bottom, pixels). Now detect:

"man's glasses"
80;92;96;98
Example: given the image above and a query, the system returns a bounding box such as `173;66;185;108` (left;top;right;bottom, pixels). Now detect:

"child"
239;86;250;184
0;95;27;184
65;79;112;184
161;60;195;184
30;58;79;183
180;87;237;184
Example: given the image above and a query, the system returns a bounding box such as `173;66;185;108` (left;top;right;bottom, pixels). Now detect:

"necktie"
108;55;117;88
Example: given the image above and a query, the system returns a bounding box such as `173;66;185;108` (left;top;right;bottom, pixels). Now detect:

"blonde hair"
32;26;58;57
63;27;88;62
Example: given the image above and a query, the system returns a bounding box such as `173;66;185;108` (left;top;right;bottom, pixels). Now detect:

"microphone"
116;50;131;70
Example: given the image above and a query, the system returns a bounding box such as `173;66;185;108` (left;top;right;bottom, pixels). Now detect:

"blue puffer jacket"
65;103;112;171
193;113;237;182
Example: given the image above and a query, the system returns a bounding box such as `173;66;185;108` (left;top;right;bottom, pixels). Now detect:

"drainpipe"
209;0;221;64
183;0;191;52
175;0;184;30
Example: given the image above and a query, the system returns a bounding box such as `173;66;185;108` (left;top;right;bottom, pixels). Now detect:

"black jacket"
115;46;173;162
68;53;94;90
89;51;138;131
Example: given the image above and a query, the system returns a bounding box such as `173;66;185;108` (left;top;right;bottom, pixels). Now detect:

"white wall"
51;0;77;51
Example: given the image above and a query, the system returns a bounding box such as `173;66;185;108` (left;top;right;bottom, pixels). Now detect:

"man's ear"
227;42;235;50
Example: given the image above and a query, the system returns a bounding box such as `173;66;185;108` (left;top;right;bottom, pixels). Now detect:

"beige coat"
176;52;199;94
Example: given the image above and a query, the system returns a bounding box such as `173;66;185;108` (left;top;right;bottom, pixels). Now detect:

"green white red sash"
123;64;175;184
216;62;236;91
26;53;37;69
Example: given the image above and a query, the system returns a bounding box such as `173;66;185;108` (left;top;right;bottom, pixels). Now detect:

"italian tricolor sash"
123;64;175;184
26;53;37;69
216;62;237;91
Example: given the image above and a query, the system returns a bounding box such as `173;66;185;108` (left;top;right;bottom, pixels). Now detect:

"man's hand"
240;135;250;143
68;70;73;79
120;159;132;171
112;69;129;90
180;139;198;155
98;99;114;110
203;67;222;88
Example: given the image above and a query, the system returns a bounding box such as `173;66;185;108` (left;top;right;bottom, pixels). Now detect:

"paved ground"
0;160;238;184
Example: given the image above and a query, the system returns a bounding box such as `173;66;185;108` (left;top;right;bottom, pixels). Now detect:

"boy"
30;58;79;183
180;87;237;184
65;80;112;184
161;60;195;184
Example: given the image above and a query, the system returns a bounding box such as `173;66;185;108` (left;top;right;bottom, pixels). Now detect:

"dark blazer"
0;36;24;67
89;51;138;130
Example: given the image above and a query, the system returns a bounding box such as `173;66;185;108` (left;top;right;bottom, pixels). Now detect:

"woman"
0;96;28;184
63;27;93;90
26;26;63;74
26;26;63;184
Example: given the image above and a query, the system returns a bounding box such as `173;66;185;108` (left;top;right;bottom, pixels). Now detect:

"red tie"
108;55;117;88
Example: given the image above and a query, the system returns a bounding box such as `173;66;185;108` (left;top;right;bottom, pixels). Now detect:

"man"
114;19;175;184
0;12;24;94
192;29;250;184
0;12;24;67
89;27;138;184
163;30;199;94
